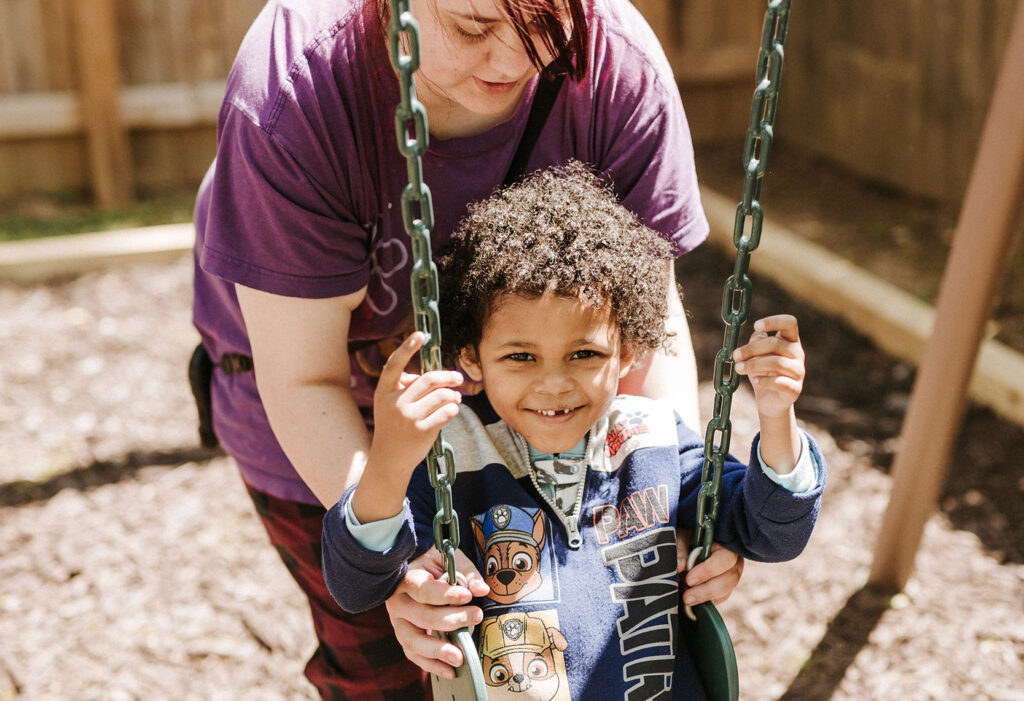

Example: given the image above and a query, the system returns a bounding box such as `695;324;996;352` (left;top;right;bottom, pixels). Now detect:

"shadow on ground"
777;586;892;701
0;446;222;507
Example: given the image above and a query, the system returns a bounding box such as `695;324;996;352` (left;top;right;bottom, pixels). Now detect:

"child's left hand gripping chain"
733;314;805;417
353;332;463;523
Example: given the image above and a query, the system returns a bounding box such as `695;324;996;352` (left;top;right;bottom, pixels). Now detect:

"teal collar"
527;435;587;464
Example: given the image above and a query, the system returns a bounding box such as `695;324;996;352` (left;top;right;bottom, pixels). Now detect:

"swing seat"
430;627;488;701
681;601;739;701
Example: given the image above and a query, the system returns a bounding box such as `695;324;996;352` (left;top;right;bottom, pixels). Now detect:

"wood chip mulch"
1;250;1021;700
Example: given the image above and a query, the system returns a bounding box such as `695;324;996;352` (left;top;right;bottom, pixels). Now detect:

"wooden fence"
781;0;1021;203
0;0;264;206
0;0;1018;205
634;0;769;142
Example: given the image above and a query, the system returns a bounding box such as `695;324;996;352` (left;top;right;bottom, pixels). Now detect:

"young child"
321;163;825;700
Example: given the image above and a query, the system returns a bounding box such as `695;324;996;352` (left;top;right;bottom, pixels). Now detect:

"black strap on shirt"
503;70;565;187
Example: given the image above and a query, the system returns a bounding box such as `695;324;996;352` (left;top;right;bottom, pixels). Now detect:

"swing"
385;1;794;699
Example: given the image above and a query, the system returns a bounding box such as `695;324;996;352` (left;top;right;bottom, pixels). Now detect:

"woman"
192;0;743;696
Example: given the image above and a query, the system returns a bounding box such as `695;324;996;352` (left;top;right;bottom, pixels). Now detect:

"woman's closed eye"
454;23;489;43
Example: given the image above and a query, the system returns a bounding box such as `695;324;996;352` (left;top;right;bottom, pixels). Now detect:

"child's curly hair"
437;161;677;364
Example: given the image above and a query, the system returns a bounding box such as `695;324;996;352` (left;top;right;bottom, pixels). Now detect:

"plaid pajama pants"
246;485;431;700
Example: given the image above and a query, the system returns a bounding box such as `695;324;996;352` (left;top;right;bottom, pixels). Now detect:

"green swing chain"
693;0;792;565
388;8;489;697
386;0;461;587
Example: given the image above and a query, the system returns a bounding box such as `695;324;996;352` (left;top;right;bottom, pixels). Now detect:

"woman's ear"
458;346;484;382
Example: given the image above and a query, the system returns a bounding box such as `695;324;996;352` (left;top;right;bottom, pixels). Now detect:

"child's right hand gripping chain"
351;332;463;523
732;314;805;472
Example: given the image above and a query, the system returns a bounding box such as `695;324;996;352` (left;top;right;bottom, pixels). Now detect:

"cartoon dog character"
479;612;569;700
472;505;547;605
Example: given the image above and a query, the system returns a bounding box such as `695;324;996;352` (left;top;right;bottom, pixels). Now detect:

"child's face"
459;291;634;453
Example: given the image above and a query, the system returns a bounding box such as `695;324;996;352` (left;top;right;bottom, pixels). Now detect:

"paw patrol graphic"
479;611;571;701
472;505;557;605
605;410;650;458
599;399;679;472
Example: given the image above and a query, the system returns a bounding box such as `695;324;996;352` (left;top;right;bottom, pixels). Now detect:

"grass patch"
0;188;196;243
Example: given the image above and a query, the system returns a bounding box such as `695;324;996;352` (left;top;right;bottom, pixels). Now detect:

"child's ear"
459;346;484;382
618;345;637;378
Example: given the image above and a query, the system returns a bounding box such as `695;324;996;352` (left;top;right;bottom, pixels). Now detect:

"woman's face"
410;0;563;136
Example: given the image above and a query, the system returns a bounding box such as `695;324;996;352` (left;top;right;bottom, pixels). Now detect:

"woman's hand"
385;548;490;679
677;531;745;607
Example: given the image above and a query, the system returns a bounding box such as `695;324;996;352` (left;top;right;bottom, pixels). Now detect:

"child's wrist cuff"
758;432;817;493
344;496;409;552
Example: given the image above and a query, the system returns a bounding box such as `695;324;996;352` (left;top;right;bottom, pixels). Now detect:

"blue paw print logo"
607;410;651;457
626;411;648;426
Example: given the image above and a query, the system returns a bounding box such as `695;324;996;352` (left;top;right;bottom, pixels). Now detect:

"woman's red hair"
374;0;589;80
500;0;588;79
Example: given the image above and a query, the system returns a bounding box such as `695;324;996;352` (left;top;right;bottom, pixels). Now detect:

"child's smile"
459;291;635;453
532;407;579;417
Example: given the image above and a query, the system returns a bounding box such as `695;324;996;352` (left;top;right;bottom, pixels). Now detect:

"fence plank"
671;0;763;142
191;0;224;81
0;91;79;137
0;81;226;140
38;0;75;91
1;0;48;92
780;0;1020;201
133;127;217;190
0;4;17;92
72;0;133;207
120;80;225;128
0;138;85;194
167;0;194;81
120;0;161;84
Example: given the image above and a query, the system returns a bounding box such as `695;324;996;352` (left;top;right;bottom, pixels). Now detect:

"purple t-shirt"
194;0;709;503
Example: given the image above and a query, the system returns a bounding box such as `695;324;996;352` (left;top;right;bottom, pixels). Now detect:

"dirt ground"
1;155;1022;699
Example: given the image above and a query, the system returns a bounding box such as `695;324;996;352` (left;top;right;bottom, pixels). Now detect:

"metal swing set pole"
869;0;1024;590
